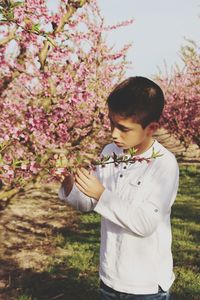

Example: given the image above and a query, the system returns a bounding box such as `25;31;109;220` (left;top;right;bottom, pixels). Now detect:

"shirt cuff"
94;188;120;218
58;185;67;201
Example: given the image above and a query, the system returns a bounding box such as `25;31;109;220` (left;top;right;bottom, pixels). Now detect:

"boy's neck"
137;137;155;155
124;137;155;156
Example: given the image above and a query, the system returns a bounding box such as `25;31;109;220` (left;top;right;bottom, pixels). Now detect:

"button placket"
120;163;129;178
117;164;127;184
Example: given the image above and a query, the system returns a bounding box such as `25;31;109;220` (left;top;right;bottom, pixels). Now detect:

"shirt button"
120;174;123;178
137;181;141;185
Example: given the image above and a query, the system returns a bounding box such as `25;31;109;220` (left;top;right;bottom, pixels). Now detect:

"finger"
79;167;91;178
76;168;90;181
81;167;96;178
75;174;88;190
80;168;96;182
75;181;87;195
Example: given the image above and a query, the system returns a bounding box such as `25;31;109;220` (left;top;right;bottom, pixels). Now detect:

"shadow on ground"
0;186;100;300
0;258;99;300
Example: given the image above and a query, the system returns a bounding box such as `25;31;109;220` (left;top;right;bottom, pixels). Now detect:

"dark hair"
107;76;165;128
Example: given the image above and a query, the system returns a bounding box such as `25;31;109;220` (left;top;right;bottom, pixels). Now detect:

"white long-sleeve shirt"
58;140;179;294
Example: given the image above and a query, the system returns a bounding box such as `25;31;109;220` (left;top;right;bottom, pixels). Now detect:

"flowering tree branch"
51;147;163;182
0;0;133;194
92;147;163;169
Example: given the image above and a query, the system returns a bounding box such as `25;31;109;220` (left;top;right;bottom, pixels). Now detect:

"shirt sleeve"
58;183;97;212
94;158;179;237
58;147;105;212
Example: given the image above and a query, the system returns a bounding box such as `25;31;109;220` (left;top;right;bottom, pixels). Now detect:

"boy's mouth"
114;141;124;147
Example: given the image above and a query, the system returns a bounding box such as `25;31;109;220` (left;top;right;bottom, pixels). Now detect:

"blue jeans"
99;280;170;300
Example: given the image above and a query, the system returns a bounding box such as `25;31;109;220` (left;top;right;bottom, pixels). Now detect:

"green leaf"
129;147;137;156
6;10;14;20
13;159;29;167
46;35;57;47
11;1;23;8
151;147;163;158
32;23;41;33
101;155;110;162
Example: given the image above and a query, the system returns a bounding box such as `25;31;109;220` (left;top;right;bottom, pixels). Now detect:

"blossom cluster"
0;0;133;190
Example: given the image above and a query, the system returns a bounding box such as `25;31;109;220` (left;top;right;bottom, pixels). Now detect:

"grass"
15;213;101;300
170;165;200;300
17;164;200;300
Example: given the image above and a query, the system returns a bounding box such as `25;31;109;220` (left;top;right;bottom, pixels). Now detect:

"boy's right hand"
62;173;74;197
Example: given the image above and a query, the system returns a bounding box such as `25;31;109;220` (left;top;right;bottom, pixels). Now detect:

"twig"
50;294;64;300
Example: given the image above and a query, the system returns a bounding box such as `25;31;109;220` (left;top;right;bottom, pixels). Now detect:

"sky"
37;0;199;78
97;0;200;77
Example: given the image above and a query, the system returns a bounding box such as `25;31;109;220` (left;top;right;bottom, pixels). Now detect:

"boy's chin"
122;146;131;153
114;142;134;153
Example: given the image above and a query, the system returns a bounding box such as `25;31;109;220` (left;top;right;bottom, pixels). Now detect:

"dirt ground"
0;184;79;300
154;128;200;163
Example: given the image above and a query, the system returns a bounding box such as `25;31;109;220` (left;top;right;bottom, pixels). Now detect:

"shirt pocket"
129;176;143;187
124;176;142;206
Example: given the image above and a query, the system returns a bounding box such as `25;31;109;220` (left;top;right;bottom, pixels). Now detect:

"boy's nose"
111;128;121;140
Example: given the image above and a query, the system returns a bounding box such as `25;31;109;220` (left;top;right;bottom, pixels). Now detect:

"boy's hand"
62;173;74;197
75;168;105;200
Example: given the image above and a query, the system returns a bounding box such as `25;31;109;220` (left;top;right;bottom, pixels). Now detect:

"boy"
59;76;179;300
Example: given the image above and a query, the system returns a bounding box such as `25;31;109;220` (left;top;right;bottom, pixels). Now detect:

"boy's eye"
109;119;130;132
121;128;130;132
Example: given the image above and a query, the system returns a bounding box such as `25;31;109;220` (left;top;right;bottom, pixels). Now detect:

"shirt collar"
112;140;159;159
134;140;158;159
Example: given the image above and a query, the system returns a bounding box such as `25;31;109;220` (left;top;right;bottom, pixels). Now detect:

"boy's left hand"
75;168;105;200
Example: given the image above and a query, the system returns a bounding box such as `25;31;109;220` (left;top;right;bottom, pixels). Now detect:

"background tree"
156;40;200;149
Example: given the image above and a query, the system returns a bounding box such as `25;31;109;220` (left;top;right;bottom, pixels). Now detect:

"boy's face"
108;111;157;154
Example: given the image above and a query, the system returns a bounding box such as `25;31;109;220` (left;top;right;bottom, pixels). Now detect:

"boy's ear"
146;122;159;134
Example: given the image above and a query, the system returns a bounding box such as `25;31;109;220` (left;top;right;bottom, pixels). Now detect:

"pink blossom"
0;0;132;188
